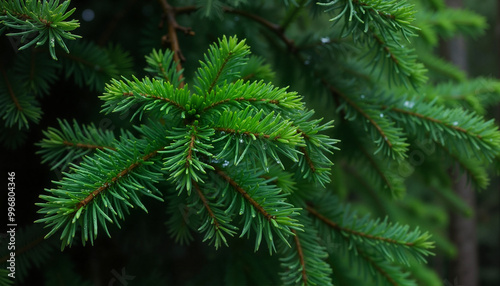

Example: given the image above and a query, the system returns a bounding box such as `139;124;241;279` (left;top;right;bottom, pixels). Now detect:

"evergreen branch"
292;229;307;286
307;205;413;246
215;167;275;221
157;0;194;87
364;30;427;87
356;247;416;286
384;98;500;162
58;40;133;91
193;180;219;231
165;192;196;245
161;125;215;193
279;212;333;286
194;35;250;98
0;66;42;129
422;77;500;115
101;75;188;120
36;119;120;171
331;85;409;159
319;0;418;40
222;7;297;53
75;149;159;210
0;224;58;281
307;200;434;265
0;0;81;60
13;49;60;96
356;142;406;198
294;110;338;186
202;80;303;113
145;49;184;88
212;107;303;168
192;180;238;248
213;166;302;253
36;125;169;248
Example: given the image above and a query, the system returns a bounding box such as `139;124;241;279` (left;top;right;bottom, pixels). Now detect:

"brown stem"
292;229;308;285
214;166;276;221
306;205;415;246
75;150;159;210
193;180;220;230
63;141;116;151
157;0;195;87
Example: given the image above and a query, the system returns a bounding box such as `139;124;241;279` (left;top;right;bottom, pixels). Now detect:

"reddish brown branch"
157;0;195;87
306;205;414;246
203;97;280;112
186;130;196;169
384;106;480;139
358;248;398;286
63;141;116;151
75;150;159;210
321;79;393;148
292;229;308;285
122;91;186;111
300;146;316;173
214;166;276;221
193;180;220;230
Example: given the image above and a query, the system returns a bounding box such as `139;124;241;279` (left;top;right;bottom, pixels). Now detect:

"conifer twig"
157;0;194;87
291;229;308;285
306;205;415;246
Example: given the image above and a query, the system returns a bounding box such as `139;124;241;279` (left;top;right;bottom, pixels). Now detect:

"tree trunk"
444;1;479;285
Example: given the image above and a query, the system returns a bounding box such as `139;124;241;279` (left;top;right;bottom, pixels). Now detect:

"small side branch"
193;180;220;230
62;141;116;151
214;166;276;221
306;205;414;246
223;7;296;53
75;150;159;210
292;229;308;286
157;0;195;87
0;66;22;111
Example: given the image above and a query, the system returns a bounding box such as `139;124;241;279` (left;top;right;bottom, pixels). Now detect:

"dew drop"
384;136;388;141
276;160;281;165
380;113;384;118
320;37;330;44
222;160;230;167
403;101;415;108
453;121;458;126
220;131;225;135
360;94;365;99
239;138;244;144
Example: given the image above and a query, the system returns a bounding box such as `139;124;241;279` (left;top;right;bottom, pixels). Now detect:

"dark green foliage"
3;0;500;285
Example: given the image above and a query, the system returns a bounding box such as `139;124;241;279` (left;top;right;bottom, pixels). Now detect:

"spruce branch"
331;85;409;159
36;125;168;248
213;166;303;253
307;200;434;265
0;0;80;60
36;119;120;171
319;0;418;40
278;213;333;286
383;98;500;162
157;0;194;86
0;65;42;129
